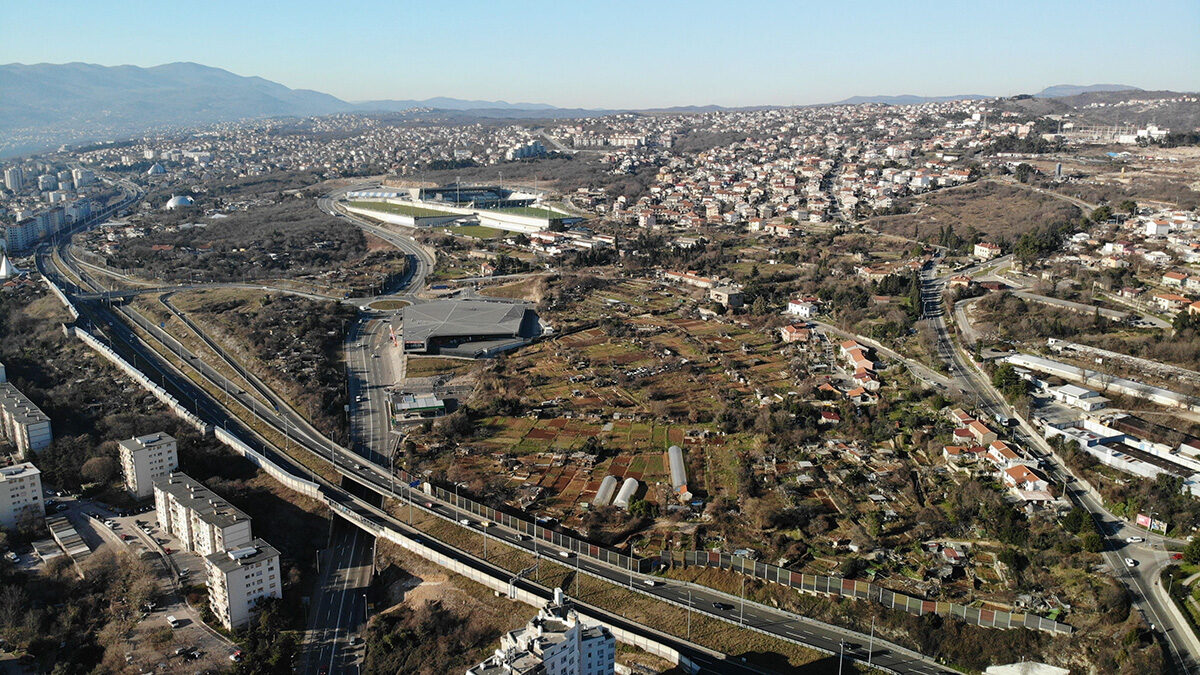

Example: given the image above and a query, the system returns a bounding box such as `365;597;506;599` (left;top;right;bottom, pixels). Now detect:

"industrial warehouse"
400;299;542;357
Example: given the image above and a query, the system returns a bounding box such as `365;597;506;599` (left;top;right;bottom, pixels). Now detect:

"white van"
166;615;181;629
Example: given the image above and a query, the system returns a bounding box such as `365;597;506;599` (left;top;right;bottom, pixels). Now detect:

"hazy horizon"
2;0;1197;109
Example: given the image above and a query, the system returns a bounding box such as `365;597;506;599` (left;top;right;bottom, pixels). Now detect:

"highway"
42;179;962;674
921;257;1198;674
345;316;397;467
312;184;957;674
300;520;373;675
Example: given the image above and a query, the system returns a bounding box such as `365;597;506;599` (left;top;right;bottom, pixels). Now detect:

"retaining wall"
329;501;695;670
212;427;322;499
41;276;79;319
73;327;208;434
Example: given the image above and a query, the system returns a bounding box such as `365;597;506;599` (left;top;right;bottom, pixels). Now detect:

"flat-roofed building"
0;462;43;530
204;539;281;630
467;589;615;675
119;432;179;499
153;472;252;557
0;382;52;458
401;299;541;357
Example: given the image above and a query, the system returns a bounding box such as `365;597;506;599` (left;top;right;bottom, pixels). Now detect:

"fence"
387;466;654;574
672;551;1072;635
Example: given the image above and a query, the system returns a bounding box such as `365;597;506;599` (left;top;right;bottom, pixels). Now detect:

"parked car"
1125;536;1144;543
1125;558;1138;567
166;615;181;629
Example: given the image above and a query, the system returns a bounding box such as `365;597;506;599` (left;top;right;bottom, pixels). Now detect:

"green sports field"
348;200;457;218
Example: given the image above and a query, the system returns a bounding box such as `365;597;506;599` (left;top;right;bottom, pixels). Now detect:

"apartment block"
467;589;615;675
153;472;252;557
0;462;43;530
119;432;178;499
204;539;282;630
0;382;52;458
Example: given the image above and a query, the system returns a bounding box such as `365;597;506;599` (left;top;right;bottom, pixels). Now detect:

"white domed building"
164;195;195;210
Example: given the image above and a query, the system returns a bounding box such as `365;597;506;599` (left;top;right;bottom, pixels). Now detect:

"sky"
2;0;1198;108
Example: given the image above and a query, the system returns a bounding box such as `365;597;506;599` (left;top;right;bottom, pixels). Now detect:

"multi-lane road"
300;520;374;675
42;180;1001;674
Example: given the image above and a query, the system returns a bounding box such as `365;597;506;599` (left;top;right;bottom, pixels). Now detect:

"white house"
787;299;817;319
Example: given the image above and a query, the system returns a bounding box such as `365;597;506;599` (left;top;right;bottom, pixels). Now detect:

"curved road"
921;263;1197;674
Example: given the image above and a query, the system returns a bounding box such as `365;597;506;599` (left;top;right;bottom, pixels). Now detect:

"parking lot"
54;495;238;672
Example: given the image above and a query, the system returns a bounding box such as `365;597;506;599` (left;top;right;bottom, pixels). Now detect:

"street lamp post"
739;575;745;625
687;589;692;640
868;617;875;669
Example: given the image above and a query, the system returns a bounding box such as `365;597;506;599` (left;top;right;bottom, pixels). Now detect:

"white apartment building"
204;539;281;630
119;432;179;499
153;472;252;557
467;589;615;675
0;462;43;530
0;382;52;458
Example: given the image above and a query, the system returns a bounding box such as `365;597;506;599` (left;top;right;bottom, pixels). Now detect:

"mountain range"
0;61;1156;157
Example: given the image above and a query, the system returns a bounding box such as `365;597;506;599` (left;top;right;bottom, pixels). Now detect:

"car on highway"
711;601;733;611
642;579;660;587
558;550;572;559
1125;558;1138;567
1125;536;1144;543
458;518;472;526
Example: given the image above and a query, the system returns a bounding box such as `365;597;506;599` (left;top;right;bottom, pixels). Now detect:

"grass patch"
368;299;410;311
435;224;505;239
488;206;569;220
349;200;457;218
405;356;476;379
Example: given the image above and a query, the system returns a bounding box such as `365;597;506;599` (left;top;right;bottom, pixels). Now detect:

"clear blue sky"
2;0;1197;108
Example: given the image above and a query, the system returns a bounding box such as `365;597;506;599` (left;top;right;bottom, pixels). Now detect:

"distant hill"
1033;84;1141;98
832;93;992;105
353;97;558;112
0;62;566;156
0;62;1185;158
0;61;348;129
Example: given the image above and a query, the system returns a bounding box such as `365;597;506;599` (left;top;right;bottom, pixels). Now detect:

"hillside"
866;181;1081;244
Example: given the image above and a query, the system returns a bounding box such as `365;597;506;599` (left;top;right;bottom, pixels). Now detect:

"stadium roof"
402;299;533;349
